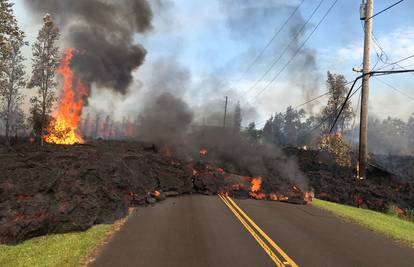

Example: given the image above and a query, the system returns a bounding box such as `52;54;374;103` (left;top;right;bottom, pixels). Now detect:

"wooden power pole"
359;0;374;179
223;96;228;128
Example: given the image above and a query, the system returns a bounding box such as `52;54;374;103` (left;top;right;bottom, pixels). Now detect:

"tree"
0;31;26;145
233;101;242;133
246;122;261;143
321;72;354;133
28;14;60;145
0;0;23;75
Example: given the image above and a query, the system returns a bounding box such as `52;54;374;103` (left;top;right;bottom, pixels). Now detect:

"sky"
11;0;414;125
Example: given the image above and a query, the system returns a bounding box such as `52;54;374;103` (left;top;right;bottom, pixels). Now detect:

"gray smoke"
287;15;320;113
24;0;153;94
139;92;193;145
220;0;320;113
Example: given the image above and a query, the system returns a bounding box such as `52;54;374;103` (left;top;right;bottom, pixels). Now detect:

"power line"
377;54;414;70
240;0;305;78
328;68;414;133
329;84;362;133
367;0;405;20
374;77;414;101
294;91;330;109
252;0;339;100
243;0;326;97
311;85;362;133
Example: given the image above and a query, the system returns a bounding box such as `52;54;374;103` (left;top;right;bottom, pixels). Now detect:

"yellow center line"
225;196;299;267
218;194;285;267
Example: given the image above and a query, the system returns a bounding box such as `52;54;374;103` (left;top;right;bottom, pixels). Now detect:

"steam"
24;0;153;94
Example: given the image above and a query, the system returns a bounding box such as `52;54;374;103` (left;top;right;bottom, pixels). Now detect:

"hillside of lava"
0;140;413;244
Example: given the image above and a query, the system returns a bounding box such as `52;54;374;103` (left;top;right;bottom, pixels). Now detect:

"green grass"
0;224;114;267
312;199;414;247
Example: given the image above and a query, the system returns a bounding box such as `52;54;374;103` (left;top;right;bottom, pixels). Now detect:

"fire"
249;177;266;199
356;161;364;180
269;194;289;201
304;191;313;204
152;191;161;197
200;148;208;157
250;177;262;192
45;48;88;145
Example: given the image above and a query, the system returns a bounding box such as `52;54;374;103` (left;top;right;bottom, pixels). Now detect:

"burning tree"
44;48;89;145
0;1;26;145
28;14;60;146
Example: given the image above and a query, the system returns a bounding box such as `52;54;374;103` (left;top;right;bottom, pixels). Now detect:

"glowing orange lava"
45;48;89;145
249;177;266;199
250;177;262;192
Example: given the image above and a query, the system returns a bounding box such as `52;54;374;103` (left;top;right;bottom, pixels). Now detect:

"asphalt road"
91;195;414;267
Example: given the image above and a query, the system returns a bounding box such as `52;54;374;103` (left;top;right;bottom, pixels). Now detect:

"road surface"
91;195;414;267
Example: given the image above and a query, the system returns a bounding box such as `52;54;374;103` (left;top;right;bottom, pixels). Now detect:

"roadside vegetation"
313;199;414;247
0;223;115;267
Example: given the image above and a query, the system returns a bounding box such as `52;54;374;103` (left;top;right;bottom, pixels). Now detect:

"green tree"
0;33;27;145
0;0;26;145
28;14;60;145
0;0;23;74
321;71;354;133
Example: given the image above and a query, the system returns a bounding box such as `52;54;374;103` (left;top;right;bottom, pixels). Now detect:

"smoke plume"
139;92;194;145
220;1;321;113
24;0;153;94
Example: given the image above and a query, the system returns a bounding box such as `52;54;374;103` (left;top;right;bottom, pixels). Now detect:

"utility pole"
359;0;374;179
223;96;228;128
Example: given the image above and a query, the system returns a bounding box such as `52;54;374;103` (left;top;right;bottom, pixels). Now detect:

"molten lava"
45;48;89;145
249;177;266;199
250;177;262;192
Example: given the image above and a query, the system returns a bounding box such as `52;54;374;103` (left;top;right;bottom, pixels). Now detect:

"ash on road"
91;195;414;267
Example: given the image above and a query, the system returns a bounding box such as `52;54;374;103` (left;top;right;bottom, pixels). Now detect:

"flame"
199;148;208;157
356;161;364;180
249;177;266;199
250;177;262;192
45;48;88;145
304;191;313;204
152;191;161;197
269;194;289;201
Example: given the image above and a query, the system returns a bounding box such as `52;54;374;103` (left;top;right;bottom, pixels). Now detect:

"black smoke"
24;0;153;94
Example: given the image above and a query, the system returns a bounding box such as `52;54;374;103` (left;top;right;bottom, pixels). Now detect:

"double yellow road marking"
218;194;298;267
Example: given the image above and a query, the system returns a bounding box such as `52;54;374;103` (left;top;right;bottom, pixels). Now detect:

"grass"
312;198;414;247
0;223;116;267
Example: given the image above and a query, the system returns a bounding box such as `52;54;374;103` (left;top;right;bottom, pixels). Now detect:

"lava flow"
45;48;89;145
249;177;266;200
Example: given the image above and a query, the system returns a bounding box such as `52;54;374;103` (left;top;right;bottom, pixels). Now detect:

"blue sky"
12;0;414;123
